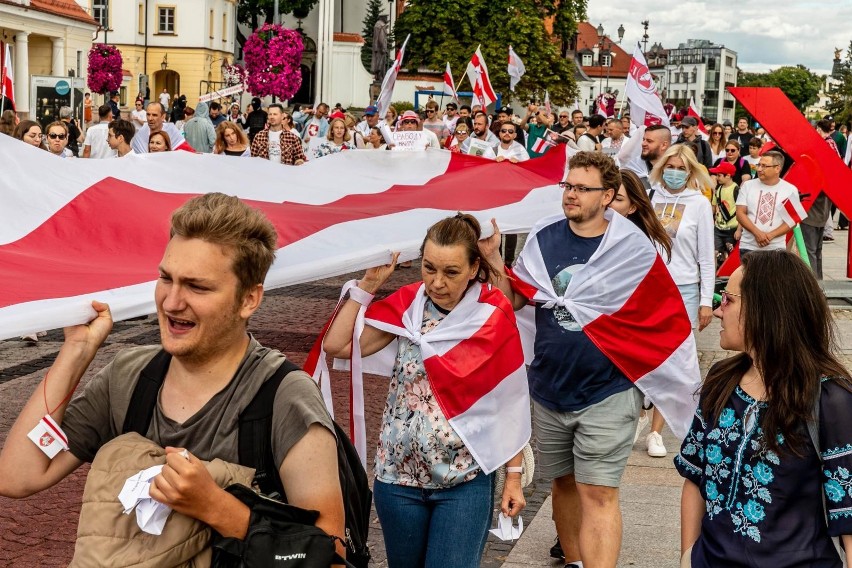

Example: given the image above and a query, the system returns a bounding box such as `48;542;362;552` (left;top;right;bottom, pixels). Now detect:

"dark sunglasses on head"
48;133;67;140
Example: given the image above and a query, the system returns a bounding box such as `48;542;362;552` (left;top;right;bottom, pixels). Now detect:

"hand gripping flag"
443;62;459;103
508;46;525;92
305;281;531;472
466;45;497;108
1;42;14;111
508;210;701;439
626;43;669;128
375;34;410;119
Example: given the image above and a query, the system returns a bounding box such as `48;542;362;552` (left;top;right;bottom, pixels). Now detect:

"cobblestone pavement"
3;262;852;567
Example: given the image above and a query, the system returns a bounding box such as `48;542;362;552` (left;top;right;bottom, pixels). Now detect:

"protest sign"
391;131;428;151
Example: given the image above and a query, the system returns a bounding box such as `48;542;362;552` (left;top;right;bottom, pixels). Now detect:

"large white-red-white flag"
626;43;669;128
466;45;497;109
1;42;14;111
375;34;410;119
507;45;525;92
508;210;700;438
442;62;459;103
0;135;565;340
305;281;531;471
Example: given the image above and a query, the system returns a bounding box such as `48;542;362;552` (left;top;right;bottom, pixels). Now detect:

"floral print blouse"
675;377;852;567
374;298;480;489
312;140;352;159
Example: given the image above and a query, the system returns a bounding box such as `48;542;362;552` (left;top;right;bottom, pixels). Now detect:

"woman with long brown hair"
707;123;727;164
611;169;673;261
677;250;852;567
213;121;250;156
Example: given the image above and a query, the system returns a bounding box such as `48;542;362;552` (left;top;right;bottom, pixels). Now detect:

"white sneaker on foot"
633;413;649;444
646;431;667;457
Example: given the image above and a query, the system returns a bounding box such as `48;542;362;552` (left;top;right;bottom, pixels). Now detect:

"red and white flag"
508;210;700;438
0;134;565;340
442;62;459;104
688;97;708;137
466;45;497;109
781;196;808;226
508;46;525;92
305;281;531;471
596;96;609;118
531;132;556;154
626;43;669;128
1;42;14;111
376;34;410;119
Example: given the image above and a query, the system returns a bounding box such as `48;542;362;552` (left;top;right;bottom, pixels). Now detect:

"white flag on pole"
443;62;459;103
466;45;497;109
625;43;669;127
508;46;525;92
375;34;410;119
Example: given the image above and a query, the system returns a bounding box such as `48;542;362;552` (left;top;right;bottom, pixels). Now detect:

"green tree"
392;0;587;106
736;65;823;112
236;0;318;33
828;42;852;126
361;0;387;72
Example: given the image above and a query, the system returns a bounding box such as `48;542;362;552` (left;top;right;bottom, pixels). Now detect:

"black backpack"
122;350;372;567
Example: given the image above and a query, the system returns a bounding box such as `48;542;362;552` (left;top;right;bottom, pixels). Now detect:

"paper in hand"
117;464;172;535
489;512;523;541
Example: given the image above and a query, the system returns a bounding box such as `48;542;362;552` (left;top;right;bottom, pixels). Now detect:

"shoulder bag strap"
121;350;171;435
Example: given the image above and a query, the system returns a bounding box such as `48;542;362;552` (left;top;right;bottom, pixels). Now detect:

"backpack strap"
807;380;847;565
238;359;302;501
122;350;172;436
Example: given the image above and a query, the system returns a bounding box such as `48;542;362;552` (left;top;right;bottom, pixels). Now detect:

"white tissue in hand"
117;464;172;535
489;512;523;541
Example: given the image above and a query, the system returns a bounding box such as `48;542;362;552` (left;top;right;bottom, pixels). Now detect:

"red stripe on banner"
364;282;422;327
426;308;525;419
506;266;539;301
783;198;802;225
0;151;564;309
583;255;692;381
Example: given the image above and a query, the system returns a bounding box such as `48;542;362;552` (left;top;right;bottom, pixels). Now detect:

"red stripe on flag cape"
0;137;565;339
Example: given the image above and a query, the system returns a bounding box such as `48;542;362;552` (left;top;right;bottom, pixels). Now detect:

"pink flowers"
244;24;304;100
87;44;123;95
222;63;247;87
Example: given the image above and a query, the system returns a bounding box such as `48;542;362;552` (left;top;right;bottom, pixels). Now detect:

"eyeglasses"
48;133;67;140
725;148;738;153
425;109;435;114
500;129;515;134
756;163;779;169
559;182;607;193
559;115;569;119
720;289;741;308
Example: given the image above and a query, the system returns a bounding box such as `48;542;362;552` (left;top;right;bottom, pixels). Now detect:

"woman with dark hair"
13;120;45;149
0;109;17;137
611;169;673;261
678;250;852;567
322;214;529;568
707;123;727;164
148;130;172;153
712;139;752;186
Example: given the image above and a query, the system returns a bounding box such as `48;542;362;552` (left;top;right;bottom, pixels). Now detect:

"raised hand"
360;252;400;294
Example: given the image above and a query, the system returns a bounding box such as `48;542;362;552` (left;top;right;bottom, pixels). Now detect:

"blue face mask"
663;168;688;190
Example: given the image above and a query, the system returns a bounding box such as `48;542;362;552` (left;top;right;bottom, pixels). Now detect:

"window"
222;13;227;42
601;54;611;67
158;6;175;34
582;53;593;66
138;3;144;34
209;10;214;39
726;56;734;67
92;0;109;29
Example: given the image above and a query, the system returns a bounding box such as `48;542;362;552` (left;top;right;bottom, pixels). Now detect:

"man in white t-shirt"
83;105;118;159
495;121;529;163
158;89;171;111
130;100;147;130
442;102;459;133
735;150;802;255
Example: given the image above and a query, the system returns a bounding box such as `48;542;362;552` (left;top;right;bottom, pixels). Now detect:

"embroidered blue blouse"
675;378;852;567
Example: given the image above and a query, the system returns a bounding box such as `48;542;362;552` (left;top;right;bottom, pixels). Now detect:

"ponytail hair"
421;212;495;283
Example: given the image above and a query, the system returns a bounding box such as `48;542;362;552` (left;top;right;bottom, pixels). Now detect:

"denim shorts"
533;388;642;487
678;282;700;329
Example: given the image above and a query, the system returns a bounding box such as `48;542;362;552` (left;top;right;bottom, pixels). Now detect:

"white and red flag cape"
375;34;410;119
508;46;525;92
442;62;459;103
626;43;669;128
305;281;531;471
1;42;14;111
466;45;497;109
0;135;565;340
507;210;701;438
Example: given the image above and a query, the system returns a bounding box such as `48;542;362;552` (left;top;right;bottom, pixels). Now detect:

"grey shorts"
533;388;642;487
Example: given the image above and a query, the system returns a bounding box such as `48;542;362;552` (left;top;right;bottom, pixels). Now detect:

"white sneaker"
646;431;668;457
633;413;649;444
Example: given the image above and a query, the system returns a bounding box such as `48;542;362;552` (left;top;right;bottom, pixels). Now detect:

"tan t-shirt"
63;337;334;471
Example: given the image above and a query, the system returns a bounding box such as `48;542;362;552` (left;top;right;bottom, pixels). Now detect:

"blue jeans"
374;473;493;568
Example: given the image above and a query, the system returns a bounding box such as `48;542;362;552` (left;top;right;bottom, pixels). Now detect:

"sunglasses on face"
402;120;418;125
425;109;435;114
500;129;515;134
726;148;738;153
712;131;722;135
48;133;67;140
455;129;469;135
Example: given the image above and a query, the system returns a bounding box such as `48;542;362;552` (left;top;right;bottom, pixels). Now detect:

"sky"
587;0;852;76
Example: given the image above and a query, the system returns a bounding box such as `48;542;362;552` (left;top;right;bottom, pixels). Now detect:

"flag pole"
616;87;627;118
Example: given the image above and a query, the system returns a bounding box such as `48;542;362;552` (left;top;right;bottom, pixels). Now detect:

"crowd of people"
1;91;852;568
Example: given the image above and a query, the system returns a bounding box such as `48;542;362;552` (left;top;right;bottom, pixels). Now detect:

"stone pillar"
14;32;29;116
51;37;65;77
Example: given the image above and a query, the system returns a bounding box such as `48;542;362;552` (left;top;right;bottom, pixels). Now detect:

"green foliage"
392;0;586;106
361;0;387;72
828;42;852;126
390;100;415;113
737;65;823;112
237;0;318;32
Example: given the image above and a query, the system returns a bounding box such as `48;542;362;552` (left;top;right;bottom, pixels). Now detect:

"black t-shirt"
247;109;269;142
732;131;752;149
525;219;633;411
66;120;81;157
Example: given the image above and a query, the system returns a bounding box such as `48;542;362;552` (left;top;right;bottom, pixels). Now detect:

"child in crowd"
710;161;740;268
744;137;762;178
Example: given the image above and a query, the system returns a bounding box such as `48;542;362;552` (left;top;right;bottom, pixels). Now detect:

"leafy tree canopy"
393;0;587;106
237;0;318;32
737;64;823;112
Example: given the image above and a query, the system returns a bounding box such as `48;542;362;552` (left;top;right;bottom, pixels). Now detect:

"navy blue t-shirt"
525;219;633;412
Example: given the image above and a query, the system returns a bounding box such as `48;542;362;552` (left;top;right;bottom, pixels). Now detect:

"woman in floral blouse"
677;250;852;567
324;214;528;568
313;117;353;159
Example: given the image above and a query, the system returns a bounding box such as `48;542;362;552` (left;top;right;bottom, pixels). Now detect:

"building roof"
333;32;364;44
575;22;630;79
0;0;98;26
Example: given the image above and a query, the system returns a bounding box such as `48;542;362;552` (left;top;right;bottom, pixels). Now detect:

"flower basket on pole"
243;24;304;100
87;44;123;96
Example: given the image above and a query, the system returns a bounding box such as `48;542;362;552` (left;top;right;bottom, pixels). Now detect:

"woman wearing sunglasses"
677;250;852;568
44;121;73;158
446;117;473;152
712;139;752;186
707;123;727;164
